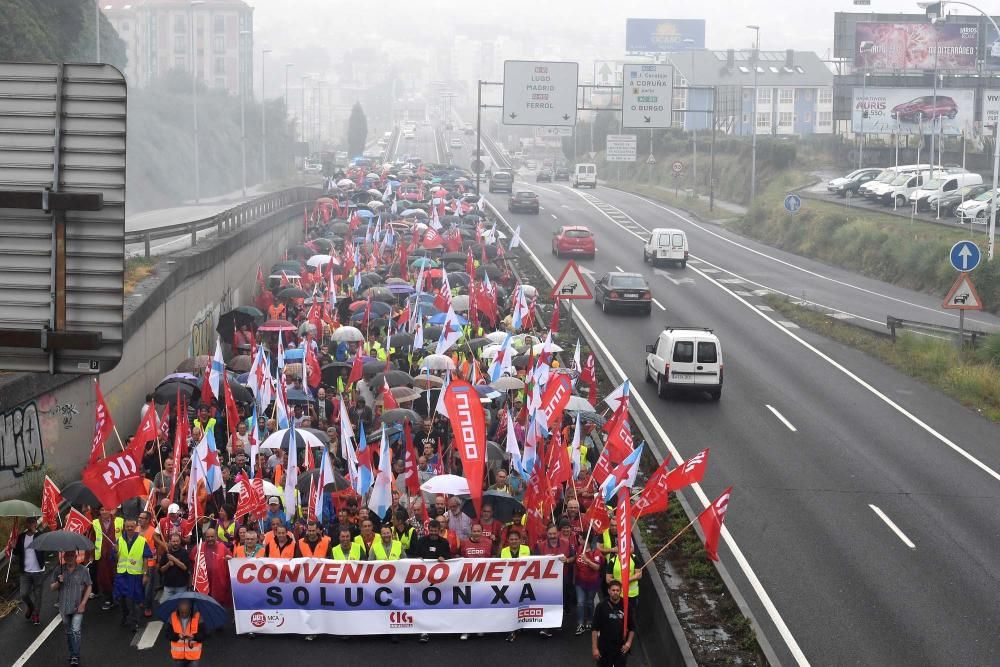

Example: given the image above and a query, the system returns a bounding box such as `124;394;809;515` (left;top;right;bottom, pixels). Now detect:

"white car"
956;190;998;224
645;327;723;400
449;137;463;148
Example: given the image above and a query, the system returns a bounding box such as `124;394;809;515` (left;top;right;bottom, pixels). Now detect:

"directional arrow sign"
502;60;578;127
949;240;981;272
551;260;594;300
622;63;673;129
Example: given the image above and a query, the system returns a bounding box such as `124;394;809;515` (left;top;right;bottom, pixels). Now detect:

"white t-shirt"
22;534;42;573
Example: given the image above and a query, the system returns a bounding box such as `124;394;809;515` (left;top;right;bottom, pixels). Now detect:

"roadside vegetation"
766;294;1000;421
125;256;156;295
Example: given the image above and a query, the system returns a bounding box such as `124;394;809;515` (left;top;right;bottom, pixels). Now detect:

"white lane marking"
573;187;1000;501
136;621;164;650
718;278;745;284
551;214;558;220
766;404;798;432
652;298;667;311
560;204;572;209
613;188;999;330
869;504;917;549
615;265;624;272
12;615;61;667
829;312;855;320
532;184;560;194
778;321;800;329
486;199;805;667
700;267;721;273
735;290;755;297
757;305;775;312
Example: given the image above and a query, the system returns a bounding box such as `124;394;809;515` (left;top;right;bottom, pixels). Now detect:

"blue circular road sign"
949;240;981;272
783;194;801;213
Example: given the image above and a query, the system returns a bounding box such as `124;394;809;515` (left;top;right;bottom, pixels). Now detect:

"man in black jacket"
591;580;636;667
14;517;46;625
409;519;451;644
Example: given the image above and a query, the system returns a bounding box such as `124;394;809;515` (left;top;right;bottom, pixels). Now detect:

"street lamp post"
95;0;101;61
684;38;698;195
238;30;251;197
747;25;760;203
261;49;272;185
285;64;294;118
858;41;873;169
190;0;204;203
920;0;1000;259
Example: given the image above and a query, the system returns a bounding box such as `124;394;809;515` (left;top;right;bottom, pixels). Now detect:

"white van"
645;327;723;400
572;163;597;188
910;172;983;211
860;164;936;199
643;228;689;267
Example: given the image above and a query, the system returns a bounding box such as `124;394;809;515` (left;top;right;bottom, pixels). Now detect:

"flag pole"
634;516;696;577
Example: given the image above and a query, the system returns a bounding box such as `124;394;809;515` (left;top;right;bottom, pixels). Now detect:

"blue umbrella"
154;592;228;630
429;312;468;325
283;348;305;362
357;210;376;219
408;293;436;304
236;372;250;383
286;388;315;405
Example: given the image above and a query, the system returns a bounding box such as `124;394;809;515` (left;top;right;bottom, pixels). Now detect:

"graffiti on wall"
189;286;241;357
0;402;44;477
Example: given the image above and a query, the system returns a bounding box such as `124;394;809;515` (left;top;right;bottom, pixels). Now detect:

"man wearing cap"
157;504;185;545
264;497;288;528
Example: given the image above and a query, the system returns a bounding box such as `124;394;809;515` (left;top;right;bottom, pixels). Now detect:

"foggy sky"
250;0;934;66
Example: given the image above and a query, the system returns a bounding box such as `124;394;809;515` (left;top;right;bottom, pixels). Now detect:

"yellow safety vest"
116;535;148;575
500;545;531;559
93;517;124;561
609;555;639;598
371;539;402;560
331;544;354;560
392;526;415;552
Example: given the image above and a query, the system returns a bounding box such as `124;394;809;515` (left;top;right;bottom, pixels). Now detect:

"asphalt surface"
454;130;1000;665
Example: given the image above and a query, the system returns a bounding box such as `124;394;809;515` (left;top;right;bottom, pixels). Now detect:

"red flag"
522;456;551;546
3;518;18;559
635;449;710;518
64;508;91;535
443;379;487;517
616;488;633;631
548;434;573;488
592;446;613;487
199;369;215;406
403;420;421;496
381;378;399;410
347;345;365;386
158;405;170;443
90;380;115;464
307;477;318;522
41;476;63;528
549;299;560;335
583;499;611;534
603;400;635;463
697;486;732;562
81;448;147;509
465;249;475;277
192;544;210;594
222;375;240;443
538;373;573;430
580;353;598;406
256;265;265;294
130;405;159;458
422;227;444;249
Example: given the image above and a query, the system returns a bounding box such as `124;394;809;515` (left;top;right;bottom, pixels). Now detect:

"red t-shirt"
460;537;494;559
574;547;604;589
479;519;503;550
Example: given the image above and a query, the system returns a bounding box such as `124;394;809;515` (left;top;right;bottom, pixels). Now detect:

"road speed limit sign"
671;160;683;174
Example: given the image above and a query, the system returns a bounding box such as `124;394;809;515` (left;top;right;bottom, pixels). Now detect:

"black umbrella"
475;264;503;279
442;252;467;263
302;428;330;447
466;337;491;351
154;374;199;404
296;468;350;495
277;287;309;300
216;309;257;340
31;530;94;552
60;481;100;508
389;333;415;349
288;244;312;258
486;441;505;463
371;370;413;388
365;287;396;303
381;408;422;425
321;362;351;386
423;325;443;341
226;375;253;403
447;272;471;287
511;354;531;369
119;497;145;520
360;272;384;285
461;491;524;522
363;360;393;378
227;355;252;373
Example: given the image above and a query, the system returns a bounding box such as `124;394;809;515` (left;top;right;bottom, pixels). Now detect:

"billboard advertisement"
852;87;975;135
984;24;1000;70
626;19;705;52
855;22;979;70
983;90;1000;126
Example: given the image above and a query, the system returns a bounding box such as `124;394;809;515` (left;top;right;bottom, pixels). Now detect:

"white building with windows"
664;49;834;136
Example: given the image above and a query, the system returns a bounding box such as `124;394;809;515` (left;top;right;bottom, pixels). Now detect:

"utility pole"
475;80;483;196
261;49;271;184
747;25;760;203
190;0;204;203
239;31;250;197
95;0;101;61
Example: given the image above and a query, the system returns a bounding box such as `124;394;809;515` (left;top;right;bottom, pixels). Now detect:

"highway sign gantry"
502;60;579;127
551;260;594;300
949;240;981;273
622;63;673;129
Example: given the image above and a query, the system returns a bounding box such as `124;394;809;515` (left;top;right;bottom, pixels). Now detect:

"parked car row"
826;164;995;222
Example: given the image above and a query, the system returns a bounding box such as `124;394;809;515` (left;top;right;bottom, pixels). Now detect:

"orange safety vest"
298;536;331;558
266;538;296;559
169;611;202;661
139;526;158;568
233;544;263;558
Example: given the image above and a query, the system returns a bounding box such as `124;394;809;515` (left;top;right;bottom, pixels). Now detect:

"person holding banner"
298;521;331;558
591;580;636;667
331;529;355;560
233;530;264;559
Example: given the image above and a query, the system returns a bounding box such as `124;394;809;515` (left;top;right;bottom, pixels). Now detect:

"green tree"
0;0;126;70
347;102;368;157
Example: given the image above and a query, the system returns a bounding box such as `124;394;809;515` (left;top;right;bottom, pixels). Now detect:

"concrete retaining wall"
0;190;317;497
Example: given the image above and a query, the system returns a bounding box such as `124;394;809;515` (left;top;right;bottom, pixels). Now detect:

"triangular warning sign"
942;272;983;310
550;260;594;301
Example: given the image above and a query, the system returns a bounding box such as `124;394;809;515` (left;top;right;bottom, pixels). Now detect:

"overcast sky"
250;0;936;62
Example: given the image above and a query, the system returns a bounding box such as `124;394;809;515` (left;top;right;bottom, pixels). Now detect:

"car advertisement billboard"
855;22;978;70
984;23;1000;70
626;19;705;53
852;87;975;135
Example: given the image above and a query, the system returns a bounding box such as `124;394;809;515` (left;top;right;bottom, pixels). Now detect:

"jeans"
575;585;597;626
162;586;188;600
19;570;45;615
61;612;83;659
174;661;199;667
143;568;157;609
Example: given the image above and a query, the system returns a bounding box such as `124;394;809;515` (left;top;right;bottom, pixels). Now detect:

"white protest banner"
229;556;564;635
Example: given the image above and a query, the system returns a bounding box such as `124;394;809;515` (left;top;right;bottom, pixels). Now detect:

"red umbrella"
348;300;369;312
258;319;296;332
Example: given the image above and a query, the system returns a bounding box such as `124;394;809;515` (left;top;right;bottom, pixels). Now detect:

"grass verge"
125;256;157;296
766;294;1000;421
607;181;720;220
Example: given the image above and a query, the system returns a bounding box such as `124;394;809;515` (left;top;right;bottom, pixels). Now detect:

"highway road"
448;129;1000;665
